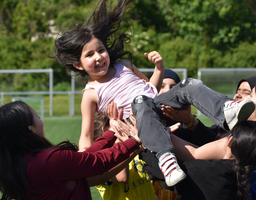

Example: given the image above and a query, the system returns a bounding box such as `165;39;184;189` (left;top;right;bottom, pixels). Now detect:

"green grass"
43;116;82;144
197;116;214;127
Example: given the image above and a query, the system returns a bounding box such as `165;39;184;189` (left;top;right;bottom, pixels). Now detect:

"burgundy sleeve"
86;130;116;152
44;138;137;183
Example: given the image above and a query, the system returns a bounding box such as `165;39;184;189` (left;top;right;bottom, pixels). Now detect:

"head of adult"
94;112;110;141
0;101;77;200
231;121;256;199
159;69;181;95
234;76;256;121
51;0;133;77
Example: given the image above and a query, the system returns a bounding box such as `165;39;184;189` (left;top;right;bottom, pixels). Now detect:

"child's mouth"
96;63;105;69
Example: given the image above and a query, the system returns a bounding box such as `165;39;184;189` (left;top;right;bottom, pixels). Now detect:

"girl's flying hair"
52;0;133;77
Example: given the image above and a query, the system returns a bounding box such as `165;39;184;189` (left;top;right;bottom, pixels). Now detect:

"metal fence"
6;67;255;117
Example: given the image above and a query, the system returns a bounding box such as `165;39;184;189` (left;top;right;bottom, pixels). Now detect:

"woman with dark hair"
0;101;142;200
170;121;256;200
231;121;256;200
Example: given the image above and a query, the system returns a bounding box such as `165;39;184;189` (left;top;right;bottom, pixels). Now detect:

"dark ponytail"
231;121;256;200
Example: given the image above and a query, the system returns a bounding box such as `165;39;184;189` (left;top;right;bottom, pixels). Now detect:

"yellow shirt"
96;155;156;200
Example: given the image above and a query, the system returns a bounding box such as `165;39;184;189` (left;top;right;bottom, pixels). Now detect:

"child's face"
159;78;177;95
234;81;256;103
74;37;110;80
234;81;256;121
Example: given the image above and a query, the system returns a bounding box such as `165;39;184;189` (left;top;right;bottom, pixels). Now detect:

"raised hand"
144;51;164;70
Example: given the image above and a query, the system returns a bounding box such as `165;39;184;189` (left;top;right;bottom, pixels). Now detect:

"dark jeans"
131;78;230;159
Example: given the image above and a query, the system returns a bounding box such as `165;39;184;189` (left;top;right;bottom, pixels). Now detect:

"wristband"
128;135;141;149
184;115;197;128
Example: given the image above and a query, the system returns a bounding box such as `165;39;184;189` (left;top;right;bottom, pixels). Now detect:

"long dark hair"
231;121;256;200
51;0;133;77
0;101;77;200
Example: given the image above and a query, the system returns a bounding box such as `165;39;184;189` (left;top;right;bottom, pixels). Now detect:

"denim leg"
155;78;231;129
131;95;173;159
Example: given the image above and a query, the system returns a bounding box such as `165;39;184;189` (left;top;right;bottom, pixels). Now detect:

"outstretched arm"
88;151;137;186
171;133;233;161
162;104;218;146
145;51;164;92
118;54;164;93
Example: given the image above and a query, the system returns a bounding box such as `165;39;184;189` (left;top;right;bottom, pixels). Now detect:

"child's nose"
95;52;102;61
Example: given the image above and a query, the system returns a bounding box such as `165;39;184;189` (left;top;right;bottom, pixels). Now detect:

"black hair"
237;76;256;95
51;0;133;77
0;101;77;200
231;121;256;200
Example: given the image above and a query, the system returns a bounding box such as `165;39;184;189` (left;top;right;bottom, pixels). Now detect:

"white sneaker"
224;99;255;130
158;152;186;187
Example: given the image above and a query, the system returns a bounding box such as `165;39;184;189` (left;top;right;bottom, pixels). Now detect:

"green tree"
1;0;256;90
157;0;256;48
0;0;93;90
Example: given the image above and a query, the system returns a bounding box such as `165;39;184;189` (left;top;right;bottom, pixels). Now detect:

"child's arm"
118;54;164;93
145;51;165;92
79;89;98;151
87;151;136;186
110;166;129;182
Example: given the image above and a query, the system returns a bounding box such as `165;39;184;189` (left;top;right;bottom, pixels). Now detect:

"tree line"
0;0;256;91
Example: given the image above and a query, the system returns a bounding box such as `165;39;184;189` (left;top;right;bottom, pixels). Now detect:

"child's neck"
88;67;116;85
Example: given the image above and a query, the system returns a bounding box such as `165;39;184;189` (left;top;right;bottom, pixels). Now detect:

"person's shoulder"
83;87;97;96
28;148;64;162
81;89;98;108
117;59;133;70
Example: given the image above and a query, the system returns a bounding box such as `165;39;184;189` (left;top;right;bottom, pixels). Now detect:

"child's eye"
86;53;93;57
99;48;105;53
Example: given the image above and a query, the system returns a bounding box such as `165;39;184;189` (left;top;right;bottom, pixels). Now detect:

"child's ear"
73;63;84;70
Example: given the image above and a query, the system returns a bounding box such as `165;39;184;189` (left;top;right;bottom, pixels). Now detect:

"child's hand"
144;51;164;70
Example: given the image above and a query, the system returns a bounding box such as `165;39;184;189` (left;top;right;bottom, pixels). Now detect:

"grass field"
43;115;214;200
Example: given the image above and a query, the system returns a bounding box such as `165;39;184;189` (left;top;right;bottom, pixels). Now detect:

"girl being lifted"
51;0;254;187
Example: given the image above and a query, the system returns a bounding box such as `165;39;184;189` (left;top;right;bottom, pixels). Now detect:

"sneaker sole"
229;101;255;130
166;172;186;187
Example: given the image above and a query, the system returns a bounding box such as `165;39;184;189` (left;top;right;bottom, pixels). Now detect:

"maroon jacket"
26;130;137;200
